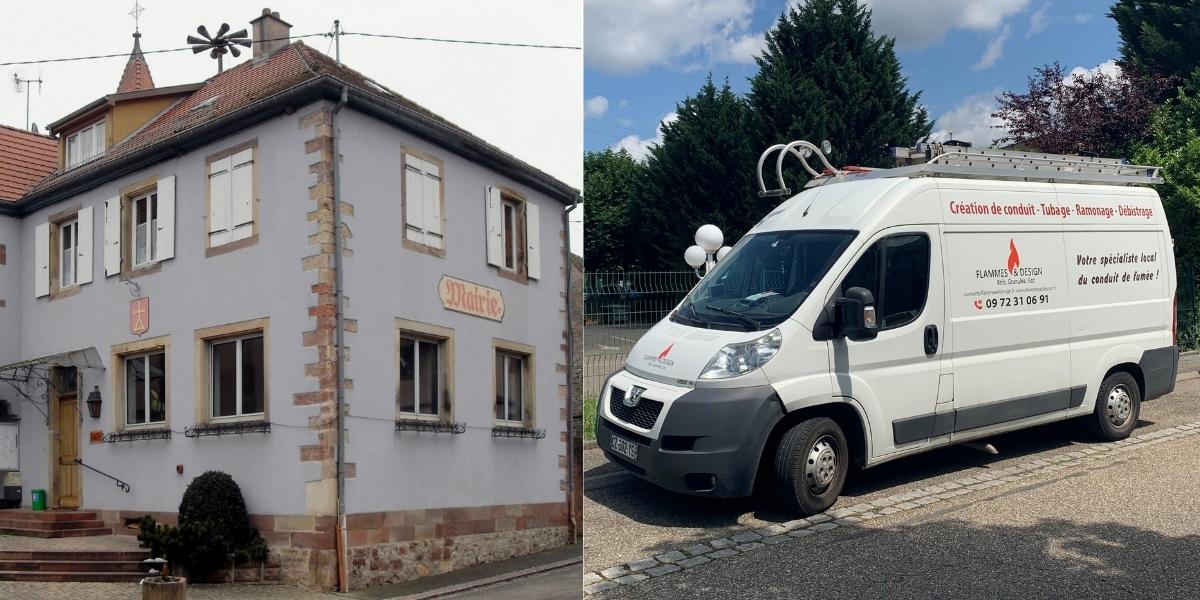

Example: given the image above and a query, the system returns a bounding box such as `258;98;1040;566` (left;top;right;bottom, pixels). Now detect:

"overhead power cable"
0;30;580;68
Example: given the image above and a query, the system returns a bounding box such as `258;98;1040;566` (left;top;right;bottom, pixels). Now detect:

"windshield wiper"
704;305;761;329
682;301;710;327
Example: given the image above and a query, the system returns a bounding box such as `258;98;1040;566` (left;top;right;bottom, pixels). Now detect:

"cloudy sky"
0;0;582;252
584;0;1121;158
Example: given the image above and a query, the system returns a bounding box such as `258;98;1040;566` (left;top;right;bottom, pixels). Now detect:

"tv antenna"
187;23;251;73
12;72;44;132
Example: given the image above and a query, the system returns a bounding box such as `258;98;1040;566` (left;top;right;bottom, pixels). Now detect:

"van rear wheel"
1087;372;1141;441
773;417;848;516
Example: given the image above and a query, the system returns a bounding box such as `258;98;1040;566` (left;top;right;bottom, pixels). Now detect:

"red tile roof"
19;41;576;206
116;33;155;93
0;125;56;202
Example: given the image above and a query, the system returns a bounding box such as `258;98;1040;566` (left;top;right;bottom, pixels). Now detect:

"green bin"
31;489;46;511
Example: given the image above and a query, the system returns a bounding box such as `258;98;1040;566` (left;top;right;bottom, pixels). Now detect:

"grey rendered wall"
11;104;331;515
0;215;20;367
336;109;568;513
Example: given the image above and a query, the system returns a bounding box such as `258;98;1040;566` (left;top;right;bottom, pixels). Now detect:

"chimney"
250;8;291;59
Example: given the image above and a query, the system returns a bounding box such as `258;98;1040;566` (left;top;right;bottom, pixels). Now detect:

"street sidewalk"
342;540;581;600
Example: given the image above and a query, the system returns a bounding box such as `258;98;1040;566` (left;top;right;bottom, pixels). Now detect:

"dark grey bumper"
596;379;784;498
1140;345;1179;401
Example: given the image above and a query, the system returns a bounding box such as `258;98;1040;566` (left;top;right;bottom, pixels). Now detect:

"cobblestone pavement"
592;417;1200;598
0;582;338;599
584;375;1200;595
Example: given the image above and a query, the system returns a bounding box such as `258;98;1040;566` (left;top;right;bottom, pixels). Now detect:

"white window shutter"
404;161;425;244
75;206;93;285
156;176;176;261
485;185;504;267
34;223;49;298
104;196;121;276
230;150;254;240
208;157;232;245
525;201;541;280
423;166;441;247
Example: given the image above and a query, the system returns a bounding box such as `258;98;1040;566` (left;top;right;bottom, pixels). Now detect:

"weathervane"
187;23;251;73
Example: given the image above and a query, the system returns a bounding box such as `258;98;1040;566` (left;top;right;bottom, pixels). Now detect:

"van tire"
773;417;849;516
1088;372;1141;441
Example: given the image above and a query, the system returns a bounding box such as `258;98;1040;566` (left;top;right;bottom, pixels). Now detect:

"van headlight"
699;329;782;379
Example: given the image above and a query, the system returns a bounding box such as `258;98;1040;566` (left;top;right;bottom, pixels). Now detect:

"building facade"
0;10;578;590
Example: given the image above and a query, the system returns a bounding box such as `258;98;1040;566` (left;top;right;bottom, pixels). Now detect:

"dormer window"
66;120;106;169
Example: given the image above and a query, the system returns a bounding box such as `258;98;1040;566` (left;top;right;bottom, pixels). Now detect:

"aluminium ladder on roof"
756;141;1164;197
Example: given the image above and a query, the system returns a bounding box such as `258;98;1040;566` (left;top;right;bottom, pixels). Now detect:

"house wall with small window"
9;108;321;516
336;109;569;514
0;215;21;366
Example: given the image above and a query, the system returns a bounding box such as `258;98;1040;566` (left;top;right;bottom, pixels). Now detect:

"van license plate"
610;435;639;462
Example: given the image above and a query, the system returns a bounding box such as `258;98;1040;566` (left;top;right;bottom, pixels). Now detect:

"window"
840;233;930;330
493;341;533;426
66;121;106;169
124;351;166;426
485;186;542;280
35;206;93;299
677;230;856;330
209;334;265;419
106;176;175;277
207;144;256;250
502;199;519;270
402;150;444;253
399;335;442;418
131;192;158;268
59;218;78;288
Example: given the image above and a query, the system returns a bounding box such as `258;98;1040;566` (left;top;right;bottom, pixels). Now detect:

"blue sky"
584;0;1122;158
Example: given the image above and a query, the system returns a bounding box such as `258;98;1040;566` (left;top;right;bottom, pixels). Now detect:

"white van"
596;142;1178;515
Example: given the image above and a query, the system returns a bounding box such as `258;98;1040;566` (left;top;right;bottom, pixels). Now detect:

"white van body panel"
597;173;1176;496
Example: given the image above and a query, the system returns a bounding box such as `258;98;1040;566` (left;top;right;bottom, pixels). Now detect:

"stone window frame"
492;337;535;428
204;139;260;258
395;318;456;423
193;317;270;425
46;204;84;301
110;335;171;433
400;146;447;259
117;175;165;280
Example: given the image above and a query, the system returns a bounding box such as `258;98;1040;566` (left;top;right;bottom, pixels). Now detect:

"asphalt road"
584;374;1200;595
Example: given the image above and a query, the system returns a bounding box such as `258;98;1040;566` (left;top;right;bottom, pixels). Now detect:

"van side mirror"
836;287;878;341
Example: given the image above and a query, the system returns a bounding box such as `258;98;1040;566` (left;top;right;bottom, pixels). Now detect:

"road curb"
387;557;582;600
582;420;1200;595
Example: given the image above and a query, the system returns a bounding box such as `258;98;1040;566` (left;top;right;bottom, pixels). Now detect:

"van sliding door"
943;226;1072;436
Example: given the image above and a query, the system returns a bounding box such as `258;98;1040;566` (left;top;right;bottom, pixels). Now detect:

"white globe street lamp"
685;225;731;278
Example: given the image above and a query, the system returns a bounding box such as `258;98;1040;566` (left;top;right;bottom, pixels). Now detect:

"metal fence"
1178;264;1199;352
583;271;696;397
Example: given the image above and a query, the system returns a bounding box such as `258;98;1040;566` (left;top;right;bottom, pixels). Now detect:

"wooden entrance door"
53;394;81;509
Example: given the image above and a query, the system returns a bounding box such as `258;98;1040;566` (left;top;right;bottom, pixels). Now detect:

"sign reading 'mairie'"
439;276;504;322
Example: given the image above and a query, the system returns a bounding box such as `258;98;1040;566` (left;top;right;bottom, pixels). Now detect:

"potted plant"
141;557;186;600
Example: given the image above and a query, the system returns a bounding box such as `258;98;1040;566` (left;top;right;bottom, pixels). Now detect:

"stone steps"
0;549;152;582
0;510;111;538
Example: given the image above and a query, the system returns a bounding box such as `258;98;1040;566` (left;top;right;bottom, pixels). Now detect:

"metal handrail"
73;458;130;493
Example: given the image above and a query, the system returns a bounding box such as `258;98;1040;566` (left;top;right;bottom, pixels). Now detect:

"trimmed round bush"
179;471;255;548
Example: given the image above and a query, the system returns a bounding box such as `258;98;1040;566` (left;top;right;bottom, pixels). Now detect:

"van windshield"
673;230;856;331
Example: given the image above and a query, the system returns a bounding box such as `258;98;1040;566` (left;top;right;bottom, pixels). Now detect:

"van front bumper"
596;380;785;498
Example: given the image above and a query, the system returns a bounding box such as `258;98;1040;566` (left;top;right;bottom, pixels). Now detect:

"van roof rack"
756;140;1163;196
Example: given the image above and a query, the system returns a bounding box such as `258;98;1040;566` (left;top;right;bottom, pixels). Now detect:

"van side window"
841;234;930;330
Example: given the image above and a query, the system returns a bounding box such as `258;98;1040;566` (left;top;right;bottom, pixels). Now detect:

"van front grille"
608;386;664;430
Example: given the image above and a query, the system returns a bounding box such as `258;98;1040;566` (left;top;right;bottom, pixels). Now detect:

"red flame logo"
1007;239;1020;273
658;344;674;360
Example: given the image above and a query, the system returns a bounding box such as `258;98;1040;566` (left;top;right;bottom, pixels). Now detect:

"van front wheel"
1087;372;1141;441
773;417;849;516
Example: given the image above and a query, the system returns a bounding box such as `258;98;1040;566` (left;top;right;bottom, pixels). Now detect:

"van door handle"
924;324;939;355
